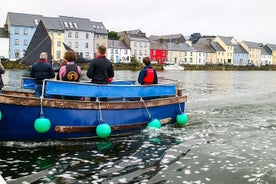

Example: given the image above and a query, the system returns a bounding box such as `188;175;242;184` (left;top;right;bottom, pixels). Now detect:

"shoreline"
2;61;276;71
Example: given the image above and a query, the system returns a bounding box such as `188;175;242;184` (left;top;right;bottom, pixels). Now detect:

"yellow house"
195;38;218;64
44;17;65;61
213;36;236;64
264;44;276;65
240;41;262;65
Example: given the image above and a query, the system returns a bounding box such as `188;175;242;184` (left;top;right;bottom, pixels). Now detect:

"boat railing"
41;79;177;99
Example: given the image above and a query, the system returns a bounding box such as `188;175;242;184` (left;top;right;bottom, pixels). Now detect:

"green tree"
108;31;119;40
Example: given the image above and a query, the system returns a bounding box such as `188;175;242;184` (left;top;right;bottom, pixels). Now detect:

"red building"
150;40;168;64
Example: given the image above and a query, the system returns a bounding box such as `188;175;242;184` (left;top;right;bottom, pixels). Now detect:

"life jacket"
143;68;155;84
62;64;80;82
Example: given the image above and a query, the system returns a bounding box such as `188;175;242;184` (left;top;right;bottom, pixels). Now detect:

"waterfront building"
119;29;150;62
213;36;236;64
59;16;94;60
5;12;43;60
107;40;131;63
0;28;9;58
240;41;262;66
149;38;168;64
263;44;276;65
167;42;195;64
149;34;186;44
260;46;272;65
193;44;209;65
91;21;108;57
43;17;64;61
233;43;248;65
194;38;216;64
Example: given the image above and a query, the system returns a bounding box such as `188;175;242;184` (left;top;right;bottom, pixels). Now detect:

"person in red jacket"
138;57;158;85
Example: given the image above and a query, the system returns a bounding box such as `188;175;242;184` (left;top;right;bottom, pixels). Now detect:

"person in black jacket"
30;52;55;98
87;45;114;84
0;61;5;93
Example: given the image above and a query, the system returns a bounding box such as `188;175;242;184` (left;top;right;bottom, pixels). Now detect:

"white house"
0;28;9;58
59;16;94;60
107;40;131;63
261;47;272;65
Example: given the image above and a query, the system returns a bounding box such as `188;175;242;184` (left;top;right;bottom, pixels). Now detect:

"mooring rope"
96;97;103;122
177;96;182;113
140;97;151;119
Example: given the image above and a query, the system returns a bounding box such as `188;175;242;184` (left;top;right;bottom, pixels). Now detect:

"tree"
108;31;119;40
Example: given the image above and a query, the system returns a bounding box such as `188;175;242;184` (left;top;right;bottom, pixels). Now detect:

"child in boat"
0;61;5;93
138;57;158;85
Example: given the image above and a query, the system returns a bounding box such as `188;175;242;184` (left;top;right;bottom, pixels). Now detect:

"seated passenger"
138;57;158;85
59;51;81;100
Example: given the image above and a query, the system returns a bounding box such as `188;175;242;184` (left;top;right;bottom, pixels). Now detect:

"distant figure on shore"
87;45;114;84
59;51;81;82
30;52;55;97
0;61;5;93
138;57;158;85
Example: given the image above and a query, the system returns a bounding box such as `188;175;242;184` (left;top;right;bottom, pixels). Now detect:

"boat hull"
0;93;186;141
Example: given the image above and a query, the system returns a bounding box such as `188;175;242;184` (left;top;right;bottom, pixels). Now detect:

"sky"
0;0;276;43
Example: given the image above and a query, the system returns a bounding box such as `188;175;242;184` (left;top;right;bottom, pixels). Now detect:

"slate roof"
59;16;93;32
234;44;248;54
127;34;149;42
7;12;43;27
150;40;167;50
261;47;271;55
108;40;130;49
217;36;234;46
242;41;261;49
265;43;276;50
210;41;225;51
167;42;194;52
44;17;63;31
91;21;108;34
193;44;214;53
150;34;184;41
0;28;8;38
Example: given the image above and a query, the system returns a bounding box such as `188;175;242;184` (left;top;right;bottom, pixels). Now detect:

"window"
153;50;156;55
57;51;61;59
68;31;72;37
139;50;143;56
134;50;137;56
190;57;192;63
140;42;143;48
15;28;19;34
68;41;72;47
115;50;118;54
23;39;28;46
199;58;201;63
75;42;78;48
86;33;89;39
124;49;128;54
57;31;61;35
110;49;113;54
34;19;39;25
64;22;68;28
15;50;20;58
190;52;192;56
69;22;73;28
24;29;28;35
199;52;201;56
85;43;88;48
162;51;165;56
96;43;99;48
75;32;78;38
73;23;78;28
15;39;19;45
85;52;89;57
144;50;147;55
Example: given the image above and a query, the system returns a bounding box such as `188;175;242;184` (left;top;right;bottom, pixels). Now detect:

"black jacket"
30;60;55;84
0;66;5;89
87;56;114;84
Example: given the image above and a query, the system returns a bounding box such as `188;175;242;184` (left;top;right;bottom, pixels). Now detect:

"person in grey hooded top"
0;61;5;93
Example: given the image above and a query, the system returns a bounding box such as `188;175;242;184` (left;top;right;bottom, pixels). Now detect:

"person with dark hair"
30;52;55;97
138;57;158;85
59;51;81;82
0;61;5;93
87;45;114;84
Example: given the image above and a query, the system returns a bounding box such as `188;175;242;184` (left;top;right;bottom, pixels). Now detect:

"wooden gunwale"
0;91;187;110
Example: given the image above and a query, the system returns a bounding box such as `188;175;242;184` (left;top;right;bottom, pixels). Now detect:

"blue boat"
0;78;187;141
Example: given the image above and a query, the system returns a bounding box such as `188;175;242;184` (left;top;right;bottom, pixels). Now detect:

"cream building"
240;41;261;65
91;21;108;57
213;36;236;64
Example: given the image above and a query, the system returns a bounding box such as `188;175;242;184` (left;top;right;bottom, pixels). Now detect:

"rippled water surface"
1;70;276;184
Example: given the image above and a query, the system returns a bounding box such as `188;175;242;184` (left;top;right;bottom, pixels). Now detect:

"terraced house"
91;21;108;57
240;41;262;65
213;36;236;64
263;44;276;65
194;38;216;64
233;43;248;65
107;40;130;63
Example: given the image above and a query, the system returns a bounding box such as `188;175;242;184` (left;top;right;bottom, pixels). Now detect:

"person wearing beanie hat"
30;52;55;97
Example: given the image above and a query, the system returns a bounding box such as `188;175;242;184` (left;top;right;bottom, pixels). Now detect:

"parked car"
0;56;8;62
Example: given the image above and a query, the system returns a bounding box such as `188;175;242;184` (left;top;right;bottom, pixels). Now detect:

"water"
1;70;276;184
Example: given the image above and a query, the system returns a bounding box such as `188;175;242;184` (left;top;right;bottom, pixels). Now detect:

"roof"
167;42;194;52
210;41;225;51
91;21;108;34
261;47;271;55
108;40;130;49
127;34;149;42
7;12;43;27
59;16;93;31
265;43;276;50
193;44;214;53
234;44;248;54
44;17;63;31
242;41;261;49
150;34;184;41
0;28;8;38
218;36;234;46
150;40;167;50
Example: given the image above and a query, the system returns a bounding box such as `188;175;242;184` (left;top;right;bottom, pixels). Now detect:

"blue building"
233;43;248;66
5;12;43;60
